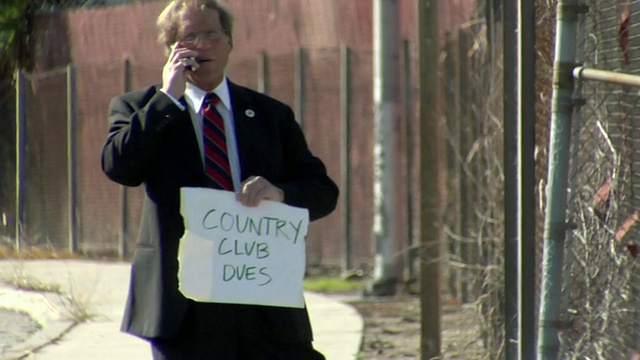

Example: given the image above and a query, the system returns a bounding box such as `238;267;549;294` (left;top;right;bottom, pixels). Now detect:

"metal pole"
419;0;442;358
370;0;399;296
559;12;587;353
15;70;25;252
67;64;77;254
537;2;587;359
518;0;536;358
340;45;352;272
503;0;518;356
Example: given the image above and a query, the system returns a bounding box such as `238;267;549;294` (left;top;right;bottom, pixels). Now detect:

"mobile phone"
182;56;197;71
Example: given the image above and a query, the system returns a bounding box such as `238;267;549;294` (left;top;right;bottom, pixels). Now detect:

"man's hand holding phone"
161;43;199;98
180;56;197;71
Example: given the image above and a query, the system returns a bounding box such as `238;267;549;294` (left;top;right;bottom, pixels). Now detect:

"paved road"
0;309;41;352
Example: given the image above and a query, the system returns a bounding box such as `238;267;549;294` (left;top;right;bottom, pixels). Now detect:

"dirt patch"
350;296;486;359
351;297;421;359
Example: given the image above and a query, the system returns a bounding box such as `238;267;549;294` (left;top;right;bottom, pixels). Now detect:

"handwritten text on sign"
178;187;309;308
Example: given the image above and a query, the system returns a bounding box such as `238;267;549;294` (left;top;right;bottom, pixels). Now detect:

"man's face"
177;8;232;89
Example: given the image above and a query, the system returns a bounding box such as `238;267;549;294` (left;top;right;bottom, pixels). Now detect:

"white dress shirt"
161;77;242;190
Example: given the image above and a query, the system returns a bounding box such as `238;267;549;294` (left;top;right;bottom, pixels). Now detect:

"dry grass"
0;244;80;260
3;271;62;294
4;272;96;324
58;283;95;323
0;250;96;324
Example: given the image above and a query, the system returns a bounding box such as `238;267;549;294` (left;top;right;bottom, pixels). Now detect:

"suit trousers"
150;300;326;360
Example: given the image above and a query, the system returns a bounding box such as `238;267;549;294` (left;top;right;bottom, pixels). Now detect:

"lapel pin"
245;109;255;118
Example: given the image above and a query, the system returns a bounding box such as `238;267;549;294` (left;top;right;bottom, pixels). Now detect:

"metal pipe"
370;0;399;296
503;0;518;357
573;66;640;88
538;2;587;359
559;8;588;354
518;0;537;358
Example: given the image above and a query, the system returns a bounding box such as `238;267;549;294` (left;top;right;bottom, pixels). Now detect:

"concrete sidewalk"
0;260;363;360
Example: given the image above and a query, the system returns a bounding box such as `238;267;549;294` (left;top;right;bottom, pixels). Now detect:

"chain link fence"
3;44;394;275
440;19;507;358
439;1;555;357
559;1;640;358
446;1;640;357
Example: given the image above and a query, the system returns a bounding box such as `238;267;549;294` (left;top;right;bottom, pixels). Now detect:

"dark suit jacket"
101;81;339;342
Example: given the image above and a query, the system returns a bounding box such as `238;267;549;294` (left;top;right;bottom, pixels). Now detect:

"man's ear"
228;38;233;49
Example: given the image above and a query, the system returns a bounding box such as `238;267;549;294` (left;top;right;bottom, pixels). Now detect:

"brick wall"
21;0;475;271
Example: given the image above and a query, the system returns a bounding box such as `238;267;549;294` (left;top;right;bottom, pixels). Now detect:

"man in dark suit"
101;0;338;358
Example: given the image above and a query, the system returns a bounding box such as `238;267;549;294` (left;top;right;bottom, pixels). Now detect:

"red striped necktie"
202;93;234;190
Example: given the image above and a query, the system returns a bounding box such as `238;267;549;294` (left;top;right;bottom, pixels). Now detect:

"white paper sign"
177;187;309;308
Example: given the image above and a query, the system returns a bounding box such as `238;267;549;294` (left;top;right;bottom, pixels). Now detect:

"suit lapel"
228;81;285;183
152;84;206;184
229;82;259;181
178;96;207;182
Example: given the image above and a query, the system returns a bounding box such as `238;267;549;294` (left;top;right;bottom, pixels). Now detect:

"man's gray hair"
156;0;234;51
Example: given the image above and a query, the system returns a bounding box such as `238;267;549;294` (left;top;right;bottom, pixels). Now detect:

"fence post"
15;70;25;252
340;44;352;272
457;28;470;303
538;2;586;358
119;58;133;259
403;39;416;282
257;52;269;94
294;47;305;130
486;0;496;63
469;27;481;299
418;0;442;357
67;64;78;254
444;33;461;301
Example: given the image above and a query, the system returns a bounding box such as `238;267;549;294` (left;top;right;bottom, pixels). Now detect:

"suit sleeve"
277;106;339;221
101;90;185;186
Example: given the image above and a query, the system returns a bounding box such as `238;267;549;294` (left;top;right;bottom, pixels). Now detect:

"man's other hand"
236;176;284;207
